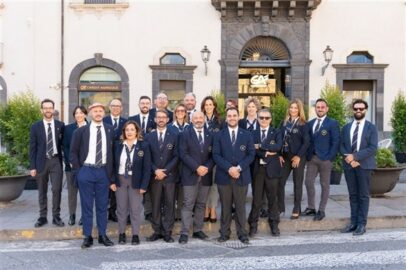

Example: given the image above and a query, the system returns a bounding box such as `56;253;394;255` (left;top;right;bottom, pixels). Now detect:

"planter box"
395;152;406;164
330;170;342;185
370;166;406;196
0;174;30;202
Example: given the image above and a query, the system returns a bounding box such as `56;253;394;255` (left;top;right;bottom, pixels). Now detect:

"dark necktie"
231;130;236;146
159;131;164;149
113;118;118;130
351;122;360;153
141;116;146;132
124;144;134;178
247;120;256;131
46;123;54;158
96;126;102;165
261;129;267;142
314;118;321;133
198;130;204;152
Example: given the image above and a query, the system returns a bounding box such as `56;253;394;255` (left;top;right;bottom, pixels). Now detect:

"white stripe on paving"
100;250;406;270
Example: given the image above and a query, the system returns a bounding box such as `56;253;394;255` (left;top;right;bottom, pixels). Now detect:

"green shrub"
0;153;20;176
376;148;396;168
270;91;289;128
390;91;406;152
210;90;226;119
0;91;42;168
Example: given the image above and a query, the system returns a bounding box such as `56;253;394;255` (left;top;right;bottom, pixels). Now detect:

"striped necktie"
96;126;102;165
351;122;360;153
47;123;54;158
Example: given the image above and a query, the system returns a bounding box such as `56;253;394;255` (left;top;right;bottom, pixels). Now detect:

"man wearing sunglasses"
340;99;377;236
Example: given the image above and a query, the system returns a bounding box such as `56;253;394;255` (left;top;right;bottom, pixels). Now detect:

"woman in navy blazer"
278;99;310;219
62;105;87;226
110;120;151;245
238;97;261;132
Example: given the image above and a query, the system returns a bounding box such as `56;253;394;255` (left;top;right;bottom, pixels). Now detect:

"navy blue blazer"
280;121;310;157
62;122;83;172
103;116;127;142
238;118;259;132
113;140;151;190
69;123;115;182
340;120;378;170
213;127;255;186
205;116;223;134
145;128;179;183
306;117;340;161
253;127;283;178
149;108;174;123
29;120;65;174
128;114;156;134
179;126;214;186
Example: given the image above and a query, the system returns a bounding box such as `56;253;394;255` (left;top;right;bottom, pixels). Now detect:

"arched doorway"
238;36;291;112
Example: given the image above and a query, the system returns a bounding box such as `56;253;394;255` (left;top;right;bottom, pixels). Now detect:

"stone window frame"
160;53;186;66
347;51;374;64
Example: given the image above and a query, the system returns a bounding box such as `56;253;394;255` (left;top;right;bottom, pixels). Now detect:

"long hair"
201;96;220;121
284;98;306;125
174;103;188;123
121;120;143;141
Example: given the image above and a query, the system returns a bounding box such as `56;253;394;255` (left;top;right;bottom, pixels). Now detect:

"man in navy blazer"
178;111;214;244
145;109;179;243
29;99;65;228
304;98;340;221
149;92;174;123
128;96;156;134
213;107;255;244
340;99;377;236
70;102;115;248
103;98;127;222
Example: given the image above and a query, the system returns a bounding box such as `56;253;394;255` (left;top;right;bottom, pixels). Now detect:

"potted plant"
210;90;226;119
390;91;406;163
370;148;406;196
0;153;29;202
0;91;42;191
270;91;289;129
320;82;348;185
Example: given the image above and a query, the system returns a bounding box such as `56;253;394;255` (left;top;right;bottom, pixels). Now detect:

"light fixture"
322;45;333;75
200;45;211;76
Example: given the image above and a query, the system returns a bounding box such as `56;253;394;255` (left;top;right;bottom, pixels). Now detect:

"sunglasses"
259;116;271;120
176;109;186;112
353;107;365;112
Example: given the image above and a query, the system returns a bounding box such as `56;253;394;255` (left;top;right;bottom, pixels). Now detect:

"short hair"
72;105;87;118
226;99;238;109
139;96;151;102
155;109;169;117
121;120;143;141
315;98;328;106
109;98;122;105
226;107;239;115
155;91;168;99
352;99;368;110
184;92;196;100
41;98;55;108
244;97;261;112
258;108;272;118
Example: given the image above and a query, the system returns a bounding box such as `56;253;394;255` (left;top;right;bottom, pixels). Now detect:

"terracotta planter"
370;166;406;196
0;174;29;202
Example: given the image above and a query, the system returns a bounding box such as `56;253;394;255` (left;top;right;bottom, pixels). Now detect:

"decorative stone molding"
69;2;129;17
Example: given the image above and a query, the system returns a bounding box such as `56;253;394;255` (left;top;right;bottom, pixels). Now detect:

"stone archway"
68;53;129;122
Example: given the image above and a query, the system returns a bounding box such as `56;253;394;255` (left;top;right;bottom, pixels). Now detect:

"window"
160;53;186;65
347;51;374;64
84;0;116;3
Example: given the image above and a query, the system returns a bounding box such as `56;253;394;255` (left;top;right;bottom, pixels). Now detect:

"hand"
265;151;277;157
291;156;301;168
254;144;260;150
351;160;360;168
279;156;285;167
140;189;147;194
30;169;37;177
345;154;354;164
196;166;209;177
228;167;240;179
110;184;117;192
155;169;167;180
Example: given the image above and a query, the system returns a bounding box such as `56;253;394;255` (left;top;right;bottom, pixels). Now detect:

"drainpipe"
60;0;65;121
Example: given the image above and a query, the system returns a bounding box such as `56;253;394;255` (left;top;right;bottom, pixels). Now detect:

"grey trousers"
218;181;248;237
175;182;184;219
305;156;333;212
150;180;176;235
65;171;78;216
116;175;143;235
206;166;219;208
35;157;63;218
180;182;210;235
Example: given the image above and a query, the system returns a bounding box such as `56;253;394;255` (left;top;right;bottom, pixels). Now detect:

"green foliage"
376;148;396;168
270;91;289;128
0;153;20;176
210;90;226;119
0;91;42;168
390;91;406;152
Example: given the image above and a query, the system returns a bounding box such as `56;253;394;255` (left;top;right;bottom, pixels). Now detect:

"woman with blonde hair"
278;98;310;219
238;97;261;131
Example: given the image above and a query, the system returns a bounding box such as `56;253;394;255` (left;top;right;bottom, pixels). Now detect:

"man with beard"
213;107;255;244
29;99;65;228
178;111;214;244
149;92;173;123
184;93;197;122
304;99;340;221
340;99;377;236
128;96;156;134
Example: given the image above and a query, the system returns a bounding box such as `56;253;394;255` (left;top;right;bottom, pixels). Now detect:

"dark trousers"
65;171;78;216
278;152;306;214
108;190;117;215
344;167;372;226
150;179;175;235
175;182;184;219
36;157;63;218
248;166;279;228
77;166;110;237
218;181;248;237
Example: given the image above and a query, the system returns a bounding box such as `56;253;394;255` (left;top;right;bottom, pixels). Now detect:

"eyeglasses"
353;107;365;112
176;109;186;112
259;116;271;120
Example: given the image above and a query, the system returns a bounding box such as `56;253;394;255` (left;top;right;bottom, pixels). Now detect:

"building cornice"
69;2;129;16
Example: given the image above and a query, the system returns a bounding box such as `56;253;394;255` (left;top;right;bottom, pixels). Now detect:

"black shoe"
179;234;188;244
340;224;357;233
304;207;316;216
210;217;217;223
270;222;280;236
163;234;174;243
68;214;75;226
98;235;114;246
34;217;48;228
147;233;162;242
353;225;366;236
52;216;65;227
259;208;268;218
238;235;249;244
192;231;208;240
108;212;118;222
249;226;257;237
204;216;210;222
81;236;93;249
314;210;326;221
118;233;126;244
127;215;131;225
131;235;140;245
144;213;152;222
217;235;230;242
78;218;83;226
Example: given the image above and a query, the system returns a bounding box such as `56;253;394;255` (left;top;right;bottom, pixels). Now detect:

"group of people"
29;91;377;249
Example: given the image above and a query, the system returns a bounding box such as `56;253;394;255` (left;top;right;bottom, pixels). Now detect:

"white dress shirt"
312;115;327;133
84;122;107;165
43;119;58;155
118;140;137;175
194;127;204;144
350;118;366;152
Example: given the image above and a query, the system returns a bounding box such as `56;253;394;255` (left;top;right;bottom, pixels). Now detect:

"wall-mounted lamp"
200;45;211;76
321;45;333;75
